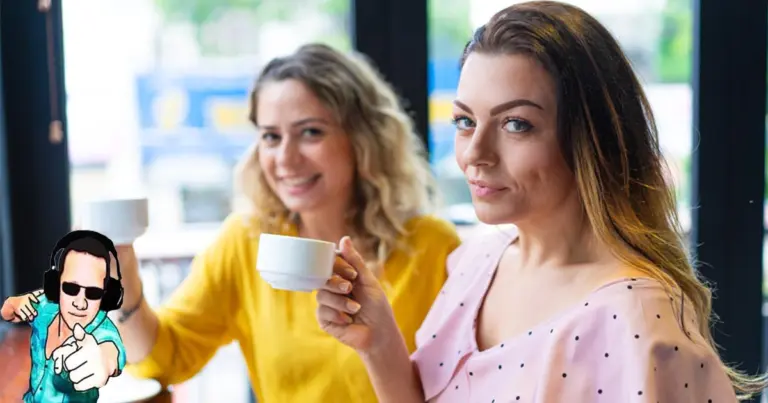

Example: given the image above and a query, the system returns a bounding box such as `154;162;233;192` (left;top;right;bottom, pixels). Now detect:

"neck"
55;314;73;339
296;204;351;246
513;191;611;270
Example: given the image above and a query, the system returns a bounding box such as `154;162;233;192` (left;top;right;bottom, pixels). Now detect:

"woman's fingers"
322;274;353;294
338;237;372;284
316;304;353;325
316;290;361;315
333;255;358;281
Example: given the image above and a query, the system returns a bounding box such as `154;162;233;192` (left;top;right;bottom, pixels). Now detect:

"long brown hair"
236;44;436;265
461;1;766;398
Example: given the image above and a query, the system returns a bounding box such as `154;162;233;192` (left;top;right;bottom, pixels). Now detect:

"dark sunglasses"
61;282;105;300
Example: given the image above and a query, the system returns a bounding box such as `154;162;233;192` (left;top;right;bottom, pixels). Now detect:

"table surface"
0;326;172;403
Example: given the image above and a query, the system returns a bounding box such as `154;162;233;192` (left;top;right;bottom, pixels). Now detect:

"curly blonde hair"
235;43;437;266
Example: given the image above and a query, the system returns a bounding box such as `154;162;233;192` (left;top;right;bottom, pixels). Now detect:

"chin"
64;314;92;329
281;199;325;215
473;205;518;226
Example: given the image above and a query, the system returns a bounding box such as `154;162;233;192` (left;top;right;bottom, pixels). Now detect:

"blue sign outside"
135;74;256;166
135;58;462;168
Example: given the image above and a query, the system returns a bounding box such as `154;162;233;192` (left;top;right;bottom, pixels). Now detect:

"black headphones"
43;230;124;312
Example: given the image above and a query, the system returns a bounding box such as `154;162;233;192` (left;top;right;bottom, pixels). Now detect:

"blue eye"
301;128;323;137
503;119;533;133
452;116;475;131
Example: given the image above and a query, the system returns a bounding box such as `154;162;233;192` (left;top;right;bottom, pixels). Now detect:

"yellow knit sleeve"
126;213;252;385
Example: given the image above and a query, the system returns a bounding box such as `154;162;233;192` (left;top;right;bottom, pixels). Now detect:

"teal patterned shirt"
22;295;126;403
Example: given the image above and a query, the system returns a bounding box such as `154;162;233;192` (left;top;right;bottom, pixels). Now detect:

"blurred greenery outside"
153;0;352;54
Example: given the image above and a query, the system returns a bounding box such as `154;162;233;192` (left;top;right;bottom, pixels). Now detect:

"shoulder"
388;215;461;279
217;212;259;242
91;316;124;343
201;212;259;260
574;278;707;352
32;294;57;315
610;280;721;365
387;215;460;278
400;215;460;249
559;278;737;400
28;294;57;328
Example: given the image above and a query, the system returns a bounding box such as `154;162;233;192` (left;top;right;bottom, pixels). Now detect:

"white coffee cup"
79;198;149;246
256;234;336;292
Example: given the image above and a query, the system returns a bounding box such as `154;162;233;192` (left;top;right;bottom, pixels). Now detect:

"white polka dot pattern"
411;232;739;403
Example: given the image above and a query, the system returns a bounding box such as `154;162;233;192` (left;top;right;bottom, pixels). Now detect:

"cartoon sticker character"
0;230;127;403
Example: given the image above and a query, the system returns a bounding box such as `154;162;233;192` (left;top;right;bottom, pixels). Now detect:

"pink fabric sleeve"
616;298;739;403
534;295;739;403
629;336;739;403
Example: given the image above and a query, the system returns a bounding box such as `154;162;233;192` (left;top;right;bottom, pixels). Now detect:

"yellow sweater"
127;213;461;402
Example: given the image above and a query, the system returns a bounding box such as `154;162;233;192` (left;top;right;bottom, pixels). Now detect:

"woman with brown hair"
316;2;765;401
113;44;461;402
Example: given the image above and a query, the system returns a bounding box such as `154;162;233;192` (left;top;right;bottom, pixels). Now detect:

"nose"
72;291;88;310
461;125;498;167
275;137;303;168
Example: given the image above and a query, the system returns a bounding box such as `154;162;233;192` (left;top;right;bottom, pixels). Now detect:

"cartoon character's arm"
91;317;127;377
86;340;121;378
1;290;44;323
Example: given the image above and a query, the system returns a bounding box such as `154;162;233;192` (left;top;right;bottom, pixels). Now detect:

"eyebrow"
257;117;329;131
453;99;544;116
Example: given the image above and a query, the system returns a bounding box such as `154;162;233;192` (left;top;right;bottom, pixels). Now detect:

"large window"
61;0;351;401
759;9;768;372
64;0;351;230
427;0;693;230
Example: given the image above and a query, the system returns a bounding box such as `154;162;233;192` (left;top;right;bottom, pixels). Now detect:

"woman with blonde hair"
113;43;460;402
316;2;766;402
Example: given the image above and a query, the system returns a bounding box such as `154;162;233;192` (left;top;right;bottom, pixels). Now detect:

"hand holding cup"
315;237;399;354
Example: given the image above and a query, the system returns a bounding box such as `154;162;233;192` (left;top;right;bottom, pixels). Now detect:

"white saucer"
258;271;329;292
98;372;162;403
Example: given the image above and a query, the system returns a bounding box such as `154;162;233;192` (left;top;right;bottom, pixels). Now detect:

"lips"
280;174;320;186
467;178;508;198
467;179;505;190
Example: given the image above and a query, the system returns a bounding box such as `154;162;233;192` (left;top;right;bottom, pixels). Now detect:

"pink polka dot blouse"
410;230;738;402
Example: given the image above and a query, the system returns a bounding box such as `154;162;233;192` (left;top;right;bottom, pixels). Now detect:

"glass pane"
428;0;693;233
763;32;768;372
61;0;351;400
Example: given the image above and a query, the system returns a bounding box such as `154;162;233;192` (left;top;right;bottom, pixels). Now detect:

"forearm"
360;336;425;403
110;293;159;364
99;342;121;376
108;246;159;363
112;243;238;383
